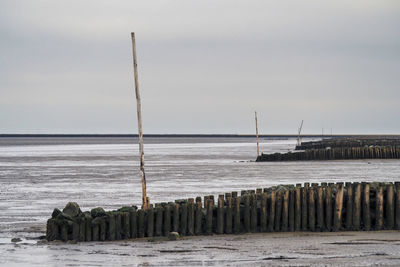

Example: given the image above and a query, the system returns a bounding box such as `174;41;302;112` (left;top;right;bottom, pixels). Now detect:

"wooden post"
226;196;233;234
289;189;295;232
362;182;370;231
137;210;145;238
316;186;324;231
275;191;282;231
268;191;276;232
353;182;361;230
122;212;130;239
233;196;241;234
195;199;202;235
250;194;258;232
333;184;344;231
187;198;195;236
386;183;395;229
155;205;163;236
255;111;260;157
295;186;301;231
243;195;251;232
281;190;289;231
146;205;154;237
163;204;171;235
129;210;137;238
172;203;180;233
217;197;224;234
180;202;188;236
376;184;384;230
308;187;315;231
261;193;268;232
206;199;213;235
345;182;353;230
325;185;332;231
301;186;308;231
131;32;148;210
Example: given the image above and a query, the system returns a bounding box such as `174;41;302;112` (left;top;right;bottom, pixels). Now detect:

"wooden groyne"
47;181;400;242
256;145;400;161
296;138;400;150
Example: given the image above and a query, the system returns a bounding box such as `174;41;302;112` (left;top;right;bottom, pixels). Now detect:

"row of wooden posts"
295;138;400;150
46;181;400;242
256;145;400;161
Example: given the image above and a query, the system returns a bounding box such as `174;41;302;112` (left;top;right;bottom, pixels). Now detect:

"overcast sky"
1;1;399;134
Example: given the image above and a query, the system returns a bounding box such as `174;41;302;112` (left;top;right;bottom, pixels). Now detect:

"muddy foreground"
1;231;399;266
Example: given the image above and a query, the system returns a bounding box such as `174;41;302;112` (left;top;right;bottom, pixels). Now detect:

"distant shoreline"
1;134;399;138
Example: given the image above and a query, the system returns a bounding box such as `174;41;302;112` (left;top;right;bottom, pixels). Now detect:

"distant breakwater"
296;138;400;150
46;181;400;242
256;145;400;161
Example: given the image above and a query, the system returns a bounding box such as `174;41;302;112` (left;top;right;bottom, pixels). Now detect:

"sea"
1;136;400;266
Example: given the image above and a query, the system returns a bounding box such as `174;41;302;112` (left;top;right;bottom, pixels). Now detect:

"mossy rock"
91;207;106;218
51;208;62;219
62;202;81;217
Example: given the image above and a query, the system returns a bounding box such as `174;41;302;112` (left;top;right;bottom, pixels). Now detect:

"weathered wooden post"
146;205;154;237
163;204;171;235
281;190;289;232
250;194;258;232
129;210;137;238
316;186;324;231
217;196;224;234
226;196;233;234
333;184;344;231
243;195;251;232
195;198;202;235
308;186;315;231
275;191;282;231
268;191;276;232
301;184;308;231
376;184;384;230
180;202;188;236
345;182;353;230
325;184;332;231
131;32;148;210
137;209;145;238
261;193;268;232
187;198;195;236
122;212;130;239
155;205;163;236
386;183;394;229
206;199;213;235
362;182;371;231
295;185;301;231
289;189;295;232
255;111;260;157
353;182;361;230
233;196;241;234
172;203;180;233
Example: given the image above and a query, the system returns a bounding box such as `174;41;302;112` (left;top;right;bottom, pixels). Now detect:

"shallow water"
1;136;400;266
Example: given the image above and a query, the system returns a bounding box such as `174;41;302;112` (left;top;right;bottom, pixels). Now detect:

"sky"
0;0;399;134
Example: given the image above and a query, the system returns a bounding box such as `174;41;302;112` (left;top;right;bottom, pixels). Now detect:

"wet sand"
2;231;400;266
1;136;400;266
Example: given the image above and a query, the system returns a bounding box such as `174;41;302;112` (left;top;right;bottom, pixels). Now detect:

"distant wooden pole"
131;32;148;210
255;111;260;157
296;120;304;147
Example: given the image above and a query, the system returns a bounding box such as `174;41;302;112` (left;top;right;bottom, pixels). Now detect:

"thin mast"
296;120;304;147
131;32;148;210
255;111;260;157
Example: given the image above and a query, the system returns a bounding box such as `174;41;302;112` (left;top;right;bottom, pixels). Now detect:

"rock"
51;208;62;219
62;202;81;217
168;232;179;241
11;237;22;243
56;212;73;221
91;207;106;218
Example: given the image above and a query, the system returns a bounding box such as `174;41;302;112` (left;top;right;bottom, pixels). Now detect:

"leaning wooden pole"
255;111;260;157
131;32;148;210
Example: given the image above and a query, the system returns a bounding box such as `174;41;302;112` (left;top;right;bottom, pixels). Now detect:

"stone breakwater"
256;145;400;161
46;182;400;242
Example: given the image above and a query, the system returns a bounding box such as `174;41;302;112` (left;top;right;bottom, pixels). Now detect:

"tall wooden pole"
131;32;148;210
255;111;260;157
296;120;304;147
